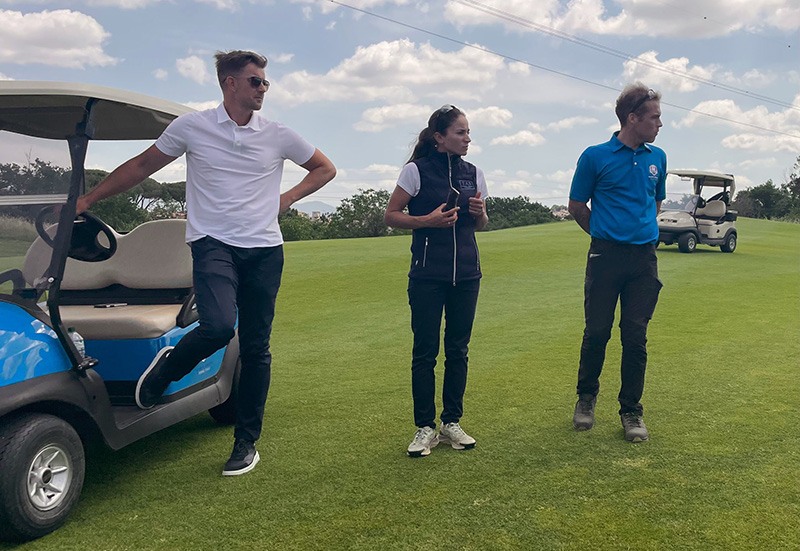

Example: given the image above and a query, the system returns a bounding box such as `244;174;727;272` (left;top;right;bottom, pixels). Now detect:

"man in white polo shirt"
77;50;336;476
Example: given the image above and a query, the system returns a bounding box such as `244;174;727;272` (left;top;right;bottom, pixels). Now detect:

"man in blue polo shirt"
568;83;666;443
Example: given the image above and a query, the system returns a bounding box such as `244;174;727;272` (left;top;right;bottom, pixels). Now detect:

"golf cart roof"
0;81;194;140
668;170;735;187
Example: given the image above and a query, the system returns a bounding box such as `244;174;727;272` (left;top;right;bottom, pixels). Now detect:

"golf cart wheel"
208;358;241;425
678;232;697;253
0;413;85;541
721;233;737;253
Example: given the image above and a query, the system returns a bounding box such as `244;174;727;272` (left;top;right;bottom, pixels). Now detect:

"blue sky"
1;0;798;207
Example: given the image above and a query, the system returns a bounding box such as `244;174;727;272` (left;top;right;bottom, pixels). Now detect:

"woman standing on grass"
384;105;489;458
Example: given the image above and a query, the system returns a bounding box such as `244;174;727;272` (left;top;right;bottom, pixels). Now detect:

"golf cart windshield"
0;136;69;299
683;195;700;212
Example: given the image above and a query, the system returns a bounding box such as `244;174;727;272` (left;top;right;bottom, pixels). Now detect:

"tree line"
278;189;559;241
0;161;560;239
4;157;797;240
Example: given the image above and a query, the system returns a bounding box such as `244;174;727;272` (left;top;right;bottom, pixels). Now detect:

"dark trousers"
163;236;283;442
408;278;480;428
577;238;662;415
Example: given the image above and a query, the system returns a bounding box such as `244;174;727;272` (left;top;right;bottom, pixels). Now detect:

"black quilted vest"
407;150;482;283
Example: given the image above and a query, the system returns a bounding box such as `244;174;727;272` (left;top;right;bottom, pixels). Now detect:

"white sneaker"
438;422;476;450
407;427;439;457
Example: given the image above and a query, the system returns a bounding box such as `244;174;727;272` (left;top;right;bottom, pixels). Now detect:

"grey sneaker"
573;394;596;431
620;412;649;443
438;422;476;450
408;427;439;457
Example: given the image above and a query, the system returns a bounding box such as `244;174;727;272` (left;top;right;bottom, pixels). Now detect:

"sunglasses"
438;104;455;115
235;75;270;91
629;89;656;117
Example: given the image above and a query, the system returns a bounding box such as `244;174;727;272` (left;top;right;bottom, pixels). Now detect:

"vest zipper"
423;237;428;268
448;154;457;286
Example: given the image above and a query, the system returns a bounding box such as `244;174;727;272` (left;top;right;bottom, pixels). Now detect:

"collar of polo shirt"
215;103;262;131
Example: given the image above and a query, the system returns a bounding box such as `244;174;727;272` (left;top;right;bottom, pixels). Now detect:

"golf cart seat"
695;200;726;222
23;219;193;340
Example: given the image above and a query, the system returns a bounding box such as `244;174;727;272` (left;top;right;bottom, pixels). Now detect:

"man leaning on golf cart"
76;50;336;476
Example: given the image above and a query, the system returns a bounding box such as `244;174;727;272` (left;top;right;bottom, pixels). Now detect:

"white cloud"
490;130;546;147
735;174;755;189
674;96;800;153
622;51;716;92
271;53;294;64
529;116;599;132
182;100;220;111
739;157;777;169
0;9;117;68
363;163;401;173
325;21;336;30
292;0;412;16
721;69;777;89
312;163;403;198
721;133;800;153
269;39;505;105
152;162;187;183
153;68;168;80
492;179;531;193
2;0;241;8
467;106;513;128
443;0;800;38
508;62;531;75
195;0;237;9
0;72;14;80
83;0;162;7
176;55;212;85
353;103;432;132
546;169;575;183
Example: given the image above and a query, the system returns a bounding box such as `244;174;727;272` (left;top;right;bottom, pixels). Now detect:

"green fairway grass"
3;217;798;550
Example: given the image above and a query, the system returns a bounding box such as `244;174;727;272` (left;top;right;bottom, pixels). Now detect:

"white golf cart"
657;170;738;253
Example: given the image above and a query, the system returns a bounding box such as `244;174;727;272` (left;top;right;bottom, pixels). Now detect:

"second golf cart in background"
657;170;738;253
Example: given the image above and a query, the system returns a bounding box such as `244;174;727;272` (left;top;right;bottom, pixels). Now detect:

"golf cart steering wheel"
35;206;118;262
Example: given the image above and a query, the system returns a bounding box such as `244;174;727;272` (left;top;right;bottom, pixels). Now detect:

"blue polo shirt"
570;132;666;244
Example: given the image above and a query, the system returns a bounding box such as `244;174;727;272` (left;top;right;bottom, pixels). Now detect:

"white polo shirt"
155;103;316;248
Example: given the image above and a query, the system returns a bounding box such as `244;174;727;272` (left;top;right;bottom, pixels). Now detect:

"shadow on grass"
80;413;230;501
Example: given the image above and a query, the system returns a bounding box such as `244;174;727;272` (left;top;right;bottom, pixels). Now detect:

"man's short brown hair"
215;50;267;88
615;83;662;127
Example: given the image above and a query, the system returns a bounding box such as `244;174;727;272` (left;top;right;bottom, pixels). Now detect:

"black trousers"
577;238;662;415
163;236;283;442
407;278;480;428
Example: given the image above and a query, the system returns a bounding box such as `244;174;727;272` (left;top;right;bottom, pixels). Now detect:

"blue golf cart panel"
0;302;71;387
87;321;225;394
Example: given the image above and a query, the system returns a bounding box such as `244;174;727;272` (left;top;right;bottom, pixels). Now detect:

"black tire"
678;232;697;253
721;232;737;253
0;414;85;542
208;358;241;425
